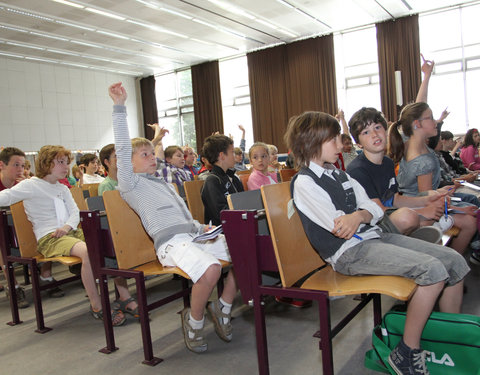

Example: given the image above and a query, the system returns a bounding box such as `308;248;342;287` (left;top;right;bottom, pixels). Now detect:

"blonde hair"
267;144;278;155
248;142;269;161
35;145;72;179
131;137;153;154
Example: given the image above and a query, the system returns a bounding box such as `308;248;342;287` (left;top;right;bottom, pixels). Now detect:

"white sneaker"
433;215;454;232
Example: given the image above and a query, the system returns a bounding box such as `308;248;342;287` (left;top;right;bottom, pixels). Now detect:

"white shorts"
156;233;231;283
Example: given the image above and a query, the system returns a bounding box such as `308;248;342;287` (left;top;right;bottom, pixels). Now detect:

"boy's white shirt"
293;161;384;267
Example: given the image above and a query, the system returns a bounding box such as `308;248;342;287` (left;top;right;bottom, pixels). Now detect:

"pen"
444;197;448;218
208;220;212;230
353;234;363;240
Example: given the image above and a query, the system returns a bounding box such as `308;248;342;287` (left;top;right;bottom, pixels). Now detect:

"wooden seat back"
10;201;38;258
70;186;88;210
103;190;156;269
236;169;251;175
279;168;297;182
83;183;99;197
239;173;251;191
261;182;325;287
184;180;205;224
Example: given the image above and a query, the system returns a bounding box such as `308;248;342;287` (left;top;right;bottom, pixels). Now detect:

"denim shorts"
334;232;469;286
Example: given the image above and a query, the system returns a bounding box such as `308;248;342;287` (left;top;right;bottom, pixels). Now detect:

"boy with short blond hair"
109;82;237;353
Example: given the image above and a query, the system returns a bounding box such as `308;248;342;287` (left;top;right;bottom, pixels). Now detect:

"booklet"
192;225;223;243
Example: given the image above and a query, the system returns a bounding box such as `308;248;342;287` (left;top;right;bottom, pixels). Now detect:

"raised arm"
416;54;434;103
336;109;349;135
148;123;169;160
109;82;137;191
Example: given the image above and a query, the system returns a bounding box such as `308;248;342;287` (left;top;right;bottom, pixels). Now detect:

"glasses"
419;116;434;122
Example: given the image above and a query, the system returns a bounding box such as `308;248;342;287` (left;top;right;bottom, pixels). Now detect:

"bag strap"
364;326;396;374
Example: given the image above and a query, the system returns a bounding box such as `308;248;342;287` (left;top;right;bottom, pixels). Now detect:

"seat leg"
181;277;190;308
5;262;22;326
136;273;162;366
98;274;118;354
23;264;30;285
373;294;382;326
30;259;51;333
253;295;270;375
318;295;334;375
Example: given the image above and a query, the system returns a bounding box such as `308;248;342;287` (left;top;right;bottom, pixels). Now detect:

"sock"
40;276;53;282
188;313;204;339
219;297;232;324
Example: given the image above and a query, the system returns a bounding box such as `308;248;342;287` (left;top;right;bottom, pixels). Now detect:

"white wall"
0;57;142;153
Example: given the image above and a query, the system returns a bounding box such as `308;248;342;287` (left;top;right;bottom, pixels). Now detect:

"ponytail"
387;121;405;164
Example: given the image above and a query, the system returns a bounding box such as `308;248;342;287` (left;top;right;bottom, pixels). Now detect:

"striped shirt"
112;105;204;246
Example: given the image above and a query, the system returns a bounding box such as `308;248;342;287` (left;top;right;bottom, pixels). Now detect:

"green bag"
364;310;480;374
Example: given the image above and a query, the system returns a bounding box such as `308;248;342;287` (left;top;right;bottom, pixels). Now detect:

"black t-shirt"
346;152;398;207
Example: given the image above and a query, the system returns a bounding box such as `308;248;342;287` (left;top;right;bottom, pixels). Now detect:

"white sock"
40;276;53;282
188;313;204;339
219;297;232;324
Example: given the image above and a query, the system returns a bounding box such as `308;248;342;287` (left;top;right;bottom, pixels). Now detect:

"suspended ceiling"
0;0;477;76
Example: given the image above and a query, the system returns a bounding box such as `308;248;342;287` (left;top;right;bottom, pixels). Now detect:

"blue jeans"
334;232;469;286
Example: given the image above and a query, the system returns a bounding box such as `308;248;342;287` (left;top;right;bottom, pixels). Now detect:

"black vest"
291;167;370;259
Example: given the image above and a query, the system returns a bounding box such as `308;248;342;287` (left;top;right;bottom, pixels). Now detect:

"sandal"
90;306;127;327
113;297;139;319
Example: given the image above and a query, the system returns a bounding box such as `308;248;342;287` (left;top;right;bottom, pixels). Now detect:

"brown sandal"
90;306;126;326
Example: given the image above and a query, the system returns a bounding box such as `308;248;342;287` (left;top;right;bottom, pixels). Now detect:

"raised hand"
420;53;434;77
438;107;450;122
108;82;127;105
147;123;169;142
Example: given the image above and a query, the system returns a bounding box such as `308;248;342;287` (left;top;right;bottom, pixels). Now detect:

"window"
334;26;381;128
219;56;254;152
419;3;480;134
155;69;196;150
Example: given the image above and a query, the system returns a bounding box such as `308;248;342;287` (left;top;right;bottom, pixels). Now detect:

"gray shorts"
334;232;469;286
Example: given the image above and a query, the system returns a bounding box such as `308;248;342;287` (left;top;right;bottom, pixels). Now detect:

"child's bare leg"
70;242;101;311
39;262;53;278
450;214;476;254
403;281;444;349
389;208;420;235
113;277;137;310
438;280;463;313
219;269;237;304
190;264;221;320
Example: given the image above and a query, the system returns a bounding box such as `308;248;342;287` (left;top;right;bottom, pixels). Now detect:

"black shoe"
388;339;430;374
69;264;82;275
39;278;65;298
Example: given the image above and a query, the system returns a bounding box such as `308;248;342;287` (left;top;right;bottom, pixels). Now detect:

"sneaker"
39;278;65;298
388;340;430;375
432;215;454;232
6;286;30;309
409;226;442;244
207;300;232;342
470;239;480;250
470;250;480;266
275;296;313;308
180;308;207;353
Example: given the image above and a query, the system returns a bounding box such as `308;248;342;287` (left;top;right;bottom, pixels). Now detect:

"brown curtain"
191;61;224;150
247;46;288;149
377;15;421;122
139;75;158;140
247;35;337;152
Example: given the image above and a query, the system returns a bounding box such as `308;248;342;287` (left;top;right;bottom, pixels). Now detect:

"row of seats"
0;177;457;374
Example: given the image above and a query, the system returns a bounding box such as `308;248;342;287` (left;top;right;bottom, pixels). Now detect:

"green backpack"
365;309;480;374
